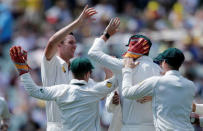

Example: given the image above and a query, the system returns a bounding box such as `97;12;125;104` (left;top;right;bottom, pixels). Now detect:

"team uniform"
41;55;72;130
0;97;10;127
41;55;95;130
88;38;161;131
122;69;195;131
21;73;117;131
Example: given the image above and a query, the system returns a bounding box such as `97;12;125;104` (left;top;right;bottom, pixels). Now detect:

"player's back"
153;70;195;130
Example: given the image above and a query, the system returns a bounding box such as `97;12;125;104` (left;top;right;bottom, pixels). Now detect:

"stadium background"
0;0;203;130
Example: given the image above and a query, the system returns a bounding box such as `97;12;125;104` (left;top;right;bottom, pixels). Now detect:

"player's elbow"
88;49;97;59
122;88;136;100
122;88;129;98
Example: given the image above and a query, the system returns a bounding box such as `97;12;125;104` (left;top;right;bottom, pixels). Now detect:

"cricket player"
88;18;162;131
122;48;195;130
0;97;10;131
41;5;97;130
10;46;117;131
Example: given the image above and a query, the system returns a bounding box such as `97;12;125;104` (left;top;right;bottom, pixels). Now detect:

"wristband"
103;32;110;39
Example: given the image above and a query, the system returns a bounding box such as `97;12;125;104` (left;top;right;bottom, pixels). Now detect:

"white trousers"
47;122;62;131
121;125;155;131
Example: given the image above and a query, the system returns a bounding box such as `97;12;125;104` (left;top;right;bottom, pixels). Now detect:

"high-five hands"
10;46;30;75
77;5;97;26
104;17;120;36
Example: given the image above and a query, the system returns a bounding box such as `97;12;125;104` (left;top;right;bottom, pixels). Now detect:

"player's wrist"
15;62;30;75
103;32;110;39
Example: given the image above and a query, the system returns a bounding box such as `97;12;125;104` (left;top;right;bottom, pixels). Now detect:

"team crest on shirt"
106;82;112;88
62;66;66;73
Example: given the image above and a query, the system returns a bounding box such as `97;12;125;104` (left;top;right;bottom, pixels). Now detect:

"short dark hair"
70;57;94;79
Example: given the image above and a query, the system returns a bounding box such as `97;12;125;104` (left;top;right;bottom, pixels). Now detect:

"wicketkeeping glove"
123;35;151;58
10;46;30;75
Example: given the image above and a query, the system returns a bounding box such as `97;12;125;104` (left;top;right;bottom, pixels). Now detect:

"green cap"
153;48;185;68
70;57;94;75
153;53;163;65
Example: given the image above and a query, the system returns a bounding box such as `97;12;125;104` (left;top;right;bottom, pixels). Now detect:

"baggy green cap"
153;53;163;65
153;48;185;68
70;57;94;75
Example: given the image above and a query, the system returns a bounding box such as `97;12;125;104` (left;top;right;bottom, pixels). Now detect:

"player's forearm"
122;67;137;99
88;38;122;74
100;34;108;42
45;19;80;60
20;73;53;100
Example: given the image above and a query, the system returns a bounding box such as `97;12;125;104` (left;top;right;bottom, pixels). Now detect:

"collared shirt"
41;55;72;123
122;69;195;131
88;38;161;131
0;97;10;122
21;73;117;131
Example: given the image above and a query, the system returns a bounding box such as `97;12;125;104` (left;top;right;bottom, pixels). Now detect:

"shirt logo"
106;82;112;88
62;66;66;73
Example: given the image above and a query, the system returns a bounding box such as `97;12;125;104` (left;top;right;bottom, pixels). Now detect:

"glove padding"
10;46;30;75
123;37;150;58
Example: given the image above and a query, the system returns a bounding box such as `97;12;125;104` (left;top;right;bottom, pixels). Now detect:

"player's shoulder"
137;56;161;70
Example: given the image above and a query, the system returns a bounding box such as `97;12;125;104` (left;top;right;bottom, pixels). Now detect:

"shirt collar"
56;56;68;66
70;79;88;86
164;70;181;76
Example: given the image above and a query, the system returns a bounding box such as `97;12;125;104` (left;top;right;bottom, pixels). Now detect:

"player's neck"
59;54;71;65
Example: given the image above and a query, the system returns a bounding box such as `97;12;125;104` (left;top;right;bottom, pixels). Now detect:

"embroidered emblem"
40;88;44;93
106;82;112;88
62;66;66;73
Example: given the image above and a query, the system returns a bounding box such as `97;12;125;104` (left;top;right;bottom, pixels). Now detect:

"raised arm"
88;18;123;74
122;58;158;99
21;73;66;100
10;46;66;101
45;5;97;60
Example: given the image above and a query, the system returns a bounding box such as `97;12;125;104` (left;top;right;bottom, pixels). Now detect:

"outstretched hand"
104;17;120;36
77;5;97;26
10;46;30;75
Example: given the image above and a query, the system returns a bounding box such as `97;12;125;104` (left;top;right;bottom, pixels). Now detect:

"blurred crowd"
1;0;203;130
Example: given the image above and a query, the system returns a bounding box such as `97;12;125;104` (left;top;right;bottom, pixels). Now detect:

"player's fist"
112;91;120;105
10;46;30;75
